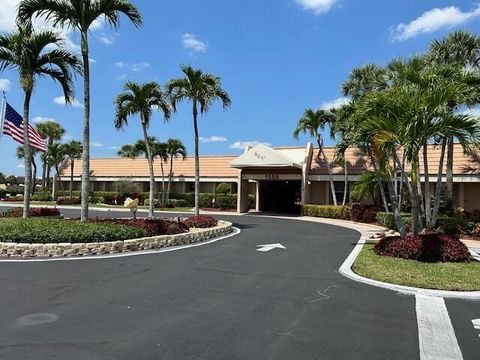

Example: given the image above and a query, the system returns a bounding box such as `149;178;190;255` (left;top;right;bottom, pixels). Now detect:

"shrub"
216;194;237;210
0;218;145;244
2;196;24;202
0;189;6;199
248;194;256;209
115;178;140;197
31;190;53;202
376;212;414;230
169;199;189;208
302;204;351;220
183;215;218;228
437;215;467;235
95;218;189;236
350;204;382;223
2;207;61;218
374;233;471;262
178;192;195;206
199;193;215;208
216;182;231;195
57;196;81;205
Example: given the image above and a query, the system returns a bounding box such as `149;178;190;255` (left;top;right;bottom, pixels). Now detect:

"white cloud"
200;136;228;143
16;163;25;169
114;61;125;68
321;97;350;110
296;0;337;14
182;33;208;53
53;96;82;108
33;116;56;124
99;36;114;45
131;62;150;72
89;58;97;64
91;141;104;148
229;141;272;150
393;5;480;41
62;133;74;141
109;146;119;150
0;78;11;92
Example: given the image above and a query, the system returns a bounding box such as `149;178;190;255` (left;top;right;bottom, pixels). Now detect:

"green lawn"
352;242;480;291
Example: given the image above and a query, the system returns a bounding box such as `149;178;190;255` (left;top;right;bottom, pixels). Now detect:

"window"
331;181;349;205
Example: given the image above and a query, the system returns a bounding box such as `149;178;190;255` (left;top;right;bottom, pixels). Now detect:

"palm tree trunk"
80;30;90;222
342;157;348;206
31;155;37;196
55;165;64;190
141;122;155;218
41;155;47;190
423;145;431;229
416;154;424;217
70;158;74;198
389;151;406;236
160;161;166;207
432;138;447;228
22;90;32;218
445;135;454;211
167;154;173;204
369;148;389;213
317;135;337;206
193;101;200;216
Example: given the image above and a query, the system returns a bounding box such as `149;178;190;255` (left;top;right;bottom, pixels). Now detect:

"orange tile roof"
62;155;239;178
310;144;480;176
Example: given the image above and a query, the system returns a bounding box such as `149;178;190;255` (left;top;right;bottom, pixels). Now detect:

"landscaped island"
0;211;232;258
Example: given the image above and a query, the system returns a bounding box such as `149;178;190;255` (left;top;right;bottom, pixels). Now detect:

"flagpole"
0;92;6;148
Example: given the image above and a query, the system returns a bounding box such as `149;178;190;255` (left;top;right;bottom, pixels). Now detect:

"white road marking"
416;295;463;360
256;243;286;252
472;319;480;338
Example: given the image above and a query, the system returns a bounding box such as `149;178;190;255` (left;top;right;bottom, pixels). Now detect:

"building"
59;143;480;213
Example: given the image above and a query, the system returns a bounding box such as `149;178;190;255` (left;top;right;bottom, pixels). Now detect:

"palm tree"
19;0;143;221
45;143;66;200
63;140;82;198
293;109;338;205
0;23;80;218
428;31;480;210
114;81;171;218
166;138;187;204
36;121;65;189
166;65;231;216
16;146;39;195
117;144;140;159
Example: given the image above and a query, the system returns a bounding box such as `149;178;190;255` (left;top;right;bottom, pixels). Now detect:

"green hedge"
375;212;468;234
0;218;146;244
302;205;351;220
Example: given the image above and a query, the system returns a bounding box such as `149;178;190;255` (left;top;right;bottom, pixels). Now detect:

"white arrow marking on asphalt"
256;243;286;252
473;319;480;337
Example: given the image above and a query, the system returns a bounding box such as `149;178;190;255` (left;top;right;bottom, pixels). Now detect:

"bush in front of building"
373;233;470;262
95;218;189;236
1;207;61;218
216;182;231;195
216;194;237;210
57;196;81;205
0;189;7;199
30;190;53;202
350;204;383;223
183;215;218;228
302;204;351;220
0;218;146;244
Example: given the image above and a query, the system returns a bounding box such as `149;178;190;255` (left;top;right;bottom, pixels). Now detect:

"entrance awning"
230;144;305;169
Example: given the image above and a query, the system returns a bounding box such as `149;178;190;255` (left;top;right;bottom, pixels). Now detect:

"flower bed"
1;207;61;218
94;218;189;236
374;233;471;263
183;215;218;228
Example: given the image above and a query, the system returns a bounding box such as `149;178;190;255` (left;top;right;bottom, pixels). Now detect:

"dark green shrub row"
0;218;145;244
302;205;351;220
1;207;61;218
57;197;81;205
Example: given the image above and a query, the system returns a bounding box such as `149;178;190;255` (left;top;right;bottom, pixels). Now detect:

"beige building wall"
309;181;329;205
462;183;480;211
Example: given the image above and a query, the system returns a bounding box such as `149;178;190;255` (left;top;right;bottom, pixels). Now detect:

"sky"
1;0;480;175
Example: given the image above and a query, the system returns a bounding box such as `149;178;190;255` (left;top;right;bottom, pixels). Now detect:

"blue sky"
1;0;480;175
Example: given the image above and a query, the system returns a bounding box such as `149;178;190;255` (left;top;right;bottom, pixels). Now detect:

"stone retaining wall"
0;221;233;258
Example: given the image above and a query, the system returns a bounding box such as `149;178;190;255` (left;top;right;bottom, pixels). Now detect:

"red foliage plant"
374;233;471;263
183;215;218;228
350;204;382;223
2;207;61;218
94;218;188;236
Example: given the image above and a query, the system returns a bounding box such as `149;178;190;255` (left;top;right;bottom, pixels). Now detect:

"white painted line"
416;295;463;360
0;227;241;263
470;249;480;262
256;243;286;252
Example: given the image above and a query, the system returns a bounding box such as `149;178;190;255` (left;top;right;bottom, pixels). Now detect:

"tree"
117;144;139;159
114;81;171;218
0;173;5;184
6;175;17;185
16;146;39;195
63;140;82;198
293;109;338;205
166;65;231;216
428;31;480;210
166;138;187;204
36;121;65;189
19;0;143;221
0;23;80;217
45;143;66;199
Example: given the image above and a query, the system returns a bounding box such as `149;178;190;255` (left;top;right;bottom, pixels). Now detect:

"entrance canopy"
230;144;306;169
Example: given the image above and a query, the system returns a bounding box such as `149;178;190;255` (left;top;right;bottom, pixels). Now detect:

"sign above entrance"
242;173;303;181
230;143;305;169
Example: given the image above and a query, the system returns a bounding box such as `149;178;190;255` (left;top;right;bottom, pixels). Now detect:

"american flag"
1;101;47;152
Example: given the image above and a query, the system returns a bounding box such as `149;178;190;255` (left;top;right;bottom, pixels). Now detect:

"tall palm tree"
16;146;39;195
36;121;65;189
166;65;231;215
19;0;143;221
428;31;480;210
117;144;140;159
293;109;338;205
114;81;171;218
0;23;80;217
45;143;66;199
166;138;187;204
63;140;82;198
